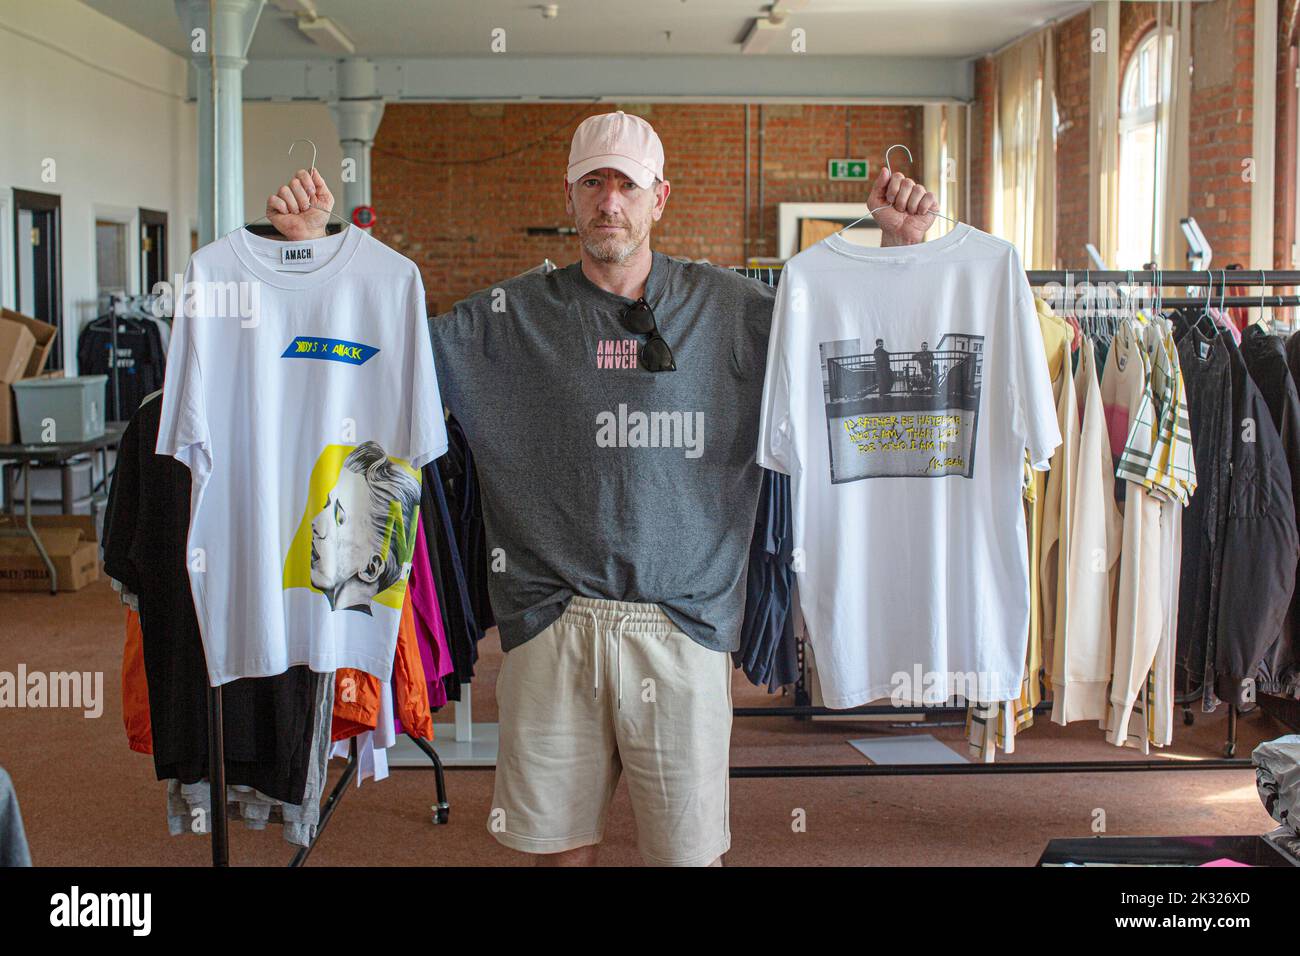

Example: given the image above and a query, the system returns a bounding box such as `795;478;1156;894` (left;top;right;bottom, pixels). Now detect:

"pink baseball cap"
566;110;665;189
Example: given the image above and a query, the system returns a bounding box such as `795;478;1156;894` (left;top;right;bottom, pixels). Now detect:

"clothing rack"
721;265;1300;779
1025;270;1300;285
106;293;165;420
734;266;1300;309
204;683;451;867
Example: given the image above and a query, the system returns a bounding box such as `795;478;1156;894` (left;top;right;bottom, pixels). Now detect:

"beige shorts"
488;595;733;866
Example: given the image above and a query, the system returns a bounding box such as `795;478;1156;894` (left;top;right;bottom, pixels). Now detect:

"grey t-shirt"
428;250;774;653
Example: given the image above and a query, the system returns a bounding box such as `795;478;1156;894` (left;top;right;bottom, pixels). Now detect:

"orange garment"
331;591;434;742
331;668;381;741
121;591;432;748
122;608;153;754
392;592;434;741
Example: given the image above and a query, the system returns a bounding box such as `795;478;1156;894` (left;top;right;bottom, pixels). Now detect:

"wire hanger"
1256;268;1273;330
244;139;352;234
1118;269;1137;341
1062;269;1077;337
1194;269;1222;339
833;144;961;236
1081;268;1090;335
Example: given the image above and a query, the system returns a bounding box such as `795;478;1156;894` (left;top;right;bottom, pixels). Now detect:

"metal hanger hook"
837;141;957;237
288;138;318;174
880;143;913;178
868;143;920;217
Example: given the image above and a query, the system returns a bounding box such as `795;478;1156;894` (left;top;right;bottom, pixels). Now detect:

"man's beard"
578;216;646;264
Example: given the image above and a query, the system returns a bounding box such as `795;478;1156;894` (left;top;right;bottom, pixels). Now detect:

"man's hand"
868;166;938;247
265;168;333;241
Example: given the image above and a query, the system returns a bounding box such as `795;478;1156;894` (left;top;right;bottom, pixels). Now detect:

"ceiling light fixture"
741;17;781;54
296;14;356;55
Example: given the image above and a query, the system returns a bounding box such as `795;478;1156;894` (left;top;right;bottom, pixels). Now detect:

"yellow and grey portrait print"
283;441;422;615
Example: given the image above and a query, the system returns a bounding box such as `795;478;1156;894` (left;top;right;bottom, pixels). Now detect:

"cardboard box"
0;309;58;379
0;384;16;445
0;513;101;592
0;310;59;444
0;320;35;384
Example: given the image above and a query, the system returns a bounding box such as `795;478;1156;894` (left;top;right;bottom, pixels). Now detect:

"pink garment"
408;518;454;708
1208;308;1241;345
1103;404;1129;459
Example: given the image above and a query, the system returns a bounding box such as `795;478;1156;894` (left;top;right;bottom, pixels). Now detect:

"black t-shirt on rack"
102;396;322;804
77;317;166;421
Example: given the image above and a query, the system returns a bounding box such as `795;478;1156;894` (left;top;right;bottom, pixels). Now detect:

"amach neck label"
280;245;314;265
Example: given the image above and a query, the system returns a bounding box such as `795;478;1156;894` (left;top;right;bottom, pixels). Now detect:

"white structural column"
1251;0;1278;273
175;0;264;244
330;58;386;224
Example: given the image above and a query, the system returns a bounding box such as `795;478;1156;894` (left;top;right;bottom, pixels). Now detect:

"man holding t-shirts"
265;111;936;866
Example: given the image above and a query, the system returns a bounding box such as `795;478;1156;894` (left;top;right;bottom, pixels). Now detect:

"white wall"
0;1;351;374
0;0;197;372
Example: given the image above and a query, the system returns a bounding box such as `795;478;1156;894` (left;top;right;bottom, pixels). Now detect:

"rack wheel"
1224;742;1236;758
432;802;450;825
1182;709;1194;726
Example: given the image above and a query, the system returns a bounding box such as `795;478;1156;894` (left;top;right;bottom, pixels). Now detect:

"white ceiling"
81;0;1090;60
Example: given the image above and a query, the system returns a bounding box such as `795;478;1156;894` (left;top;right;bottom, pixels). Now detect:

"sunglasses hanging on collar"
621;297;677;372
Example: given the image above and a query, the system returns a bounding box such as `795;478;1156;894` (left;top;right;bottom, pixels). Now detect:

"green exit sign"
828;159;869;180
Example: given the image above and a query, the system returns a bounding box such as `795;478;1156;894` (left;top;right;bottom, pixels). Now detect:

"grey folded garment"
1253;734;1300;836
167;780;319;848
0;767;32;867
164;670;333;849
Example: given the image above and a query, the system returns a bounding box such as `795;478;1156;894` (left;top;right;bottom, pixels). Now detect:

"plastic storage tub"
11;375;107;443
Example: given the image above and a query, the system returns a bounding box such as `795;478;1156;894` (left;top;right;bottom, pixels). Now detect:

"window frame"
1116;28;1174;268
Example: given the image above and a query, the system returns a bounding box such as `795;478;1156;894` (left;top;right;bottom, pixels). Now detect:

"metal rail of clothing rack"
204;684;451;867
723;266;1300;780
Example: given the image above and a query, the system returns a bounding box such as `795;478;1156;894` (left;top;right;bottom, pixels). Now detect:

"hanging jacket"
734;468;798;692
1175;323;1234;709
444;416;495;632
1215;336;1299;706
1240;325;1300;697
1052;337;1122;724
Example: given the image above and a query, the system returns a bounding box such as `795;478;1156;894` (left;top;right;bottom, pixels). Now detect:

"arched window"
1116;30;1174;268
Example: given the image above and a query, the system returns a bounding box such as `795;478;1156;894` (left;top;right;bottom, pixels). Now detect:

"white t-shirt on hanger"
757;222;1060;708
158;225;448;686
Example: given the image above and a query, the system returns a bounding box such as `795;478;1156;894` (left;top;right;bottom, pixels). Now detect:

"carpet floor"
0;577;1284;866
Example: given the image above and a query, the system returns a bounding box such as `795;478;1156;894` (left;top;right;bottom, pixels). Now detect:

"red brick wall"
1187;0;1257;268
1055;12;1091;267
969;57;995;232
371;102;919;311
1118;2;1158;64
969;0;1281;271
